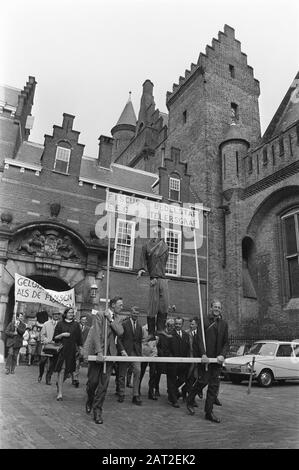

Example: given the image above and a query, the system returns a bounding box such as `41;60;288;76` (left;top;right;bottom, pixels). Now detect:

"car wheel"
257;369;274;387
229;375;243;384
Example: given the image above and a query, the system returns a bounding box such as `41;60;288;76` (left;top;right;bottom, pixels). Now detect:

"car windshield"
247;342;277;356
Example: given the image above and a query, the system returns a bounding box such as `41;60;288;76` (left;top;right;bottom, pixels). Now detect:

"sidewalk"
0;364;298;449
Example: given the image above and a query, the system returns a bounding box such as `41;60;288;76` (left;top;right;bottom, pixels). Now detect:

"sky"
1;0;299;158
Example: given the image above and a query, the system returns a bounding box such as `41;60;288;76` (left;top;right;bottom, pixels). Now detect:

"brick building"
0;24;298;357
0;80;208;357
100;24;299;337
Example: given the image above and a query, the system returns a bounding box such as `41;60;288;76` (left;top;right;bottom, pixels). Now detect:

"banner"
106;192;202;229
14;273;75;309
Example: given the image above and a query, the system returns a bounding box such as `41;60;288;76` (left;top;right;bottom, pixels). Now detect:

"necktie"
133;321;136;333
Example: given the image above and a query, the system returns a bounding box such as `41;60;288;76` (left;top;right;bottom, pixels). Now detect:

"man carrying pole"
186;299;229;423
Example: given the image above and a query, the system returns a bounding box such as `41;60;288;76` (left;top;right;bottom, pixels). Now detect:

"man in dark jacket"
5;312;27;374
186;300;229;423
167;317;190;408
117;306;143;405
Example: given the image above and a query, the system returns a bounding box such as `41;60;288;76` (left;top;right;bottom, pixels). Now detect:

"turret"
220;123;250;195
111;93;136;161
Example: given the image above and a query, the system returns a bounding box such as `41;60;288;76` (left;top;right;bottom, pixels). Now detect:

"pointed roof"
262;72;299;142
115;94;137;127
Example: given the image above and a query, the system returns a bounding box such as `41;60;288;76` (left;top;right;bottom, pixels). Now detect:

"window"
231;102;239;123
279;137;284;156
229;64;235;78
183;110;187;124
272;144;275;166
113;219;135;269
236;151;239;176
165;229;181;276
262;147;268;165
248;155;253;173
54;146;71;173
169;177;181;201
282;210;299;298
289;134;293;156
276;345;292;357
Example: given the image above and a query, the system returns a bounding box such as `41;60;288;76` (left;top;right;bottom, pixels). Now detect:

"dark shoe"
132;396;142;406
214;397;222;406
187;404;195;415
154;389;160;397
56;395;63;401
118;396;125;403
205;413;220;423
85;400;92;414
93;410;103;424
5;369;10;375
168;400;180;408
72;380;79;388
148;391;157;400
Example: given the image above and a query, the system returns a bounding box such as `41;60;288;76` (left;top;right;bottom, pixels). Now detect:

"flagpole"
193;227;207;364
104;188;112;373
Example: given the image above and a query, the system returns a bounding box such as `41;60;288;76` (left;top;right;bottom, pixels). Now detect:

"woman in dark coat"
53;307;82;400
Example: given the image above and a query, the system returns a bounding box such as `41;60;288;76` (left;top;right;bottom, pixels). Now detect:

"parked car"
223;340;299;387
221;342;252;380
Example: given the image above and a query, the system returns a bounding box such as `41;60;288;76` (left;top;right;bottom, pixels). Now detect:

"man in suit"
137;225;169;338
155;317;175;398
5;312;27;374
167;317;190;408
38;311;60;385
117;306;143;405
181;317;202;403
186;299;229;423
84;296;124;424
72;315;90;388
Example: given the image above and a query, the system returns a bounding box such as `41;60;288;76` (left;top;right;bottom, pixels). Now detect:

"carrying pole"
193;228;206;352
103;188;112;373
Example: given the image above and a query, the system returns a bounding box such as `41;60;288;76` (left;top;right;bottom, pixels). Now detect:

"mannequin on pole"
137;224;169;339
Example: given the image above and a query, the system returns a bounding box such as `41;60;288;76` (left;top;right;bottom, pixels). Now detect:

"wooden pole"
88;355;218;363
247;356;256;394
193;228;206;352
103;188;112;373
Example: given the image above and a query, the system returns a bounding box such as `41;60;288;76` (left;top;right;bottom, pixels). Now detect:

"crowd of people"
4;298;229;425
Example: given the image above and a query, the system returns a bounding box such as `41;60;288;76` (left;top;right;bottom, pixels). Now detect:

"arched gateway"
0;222;107;359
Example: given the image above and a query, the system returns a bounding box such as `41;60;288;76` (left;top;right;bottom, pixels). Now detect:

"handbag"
42;342;63;356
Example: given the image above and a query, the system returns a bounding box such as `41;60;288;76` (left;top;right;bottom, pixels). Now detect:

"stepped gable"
15;76;36;119
166;24;259;107
262;71;299;143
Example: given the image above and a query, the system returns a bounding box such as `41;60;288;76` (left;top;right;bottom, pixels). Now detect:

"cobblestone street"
0;363;298;449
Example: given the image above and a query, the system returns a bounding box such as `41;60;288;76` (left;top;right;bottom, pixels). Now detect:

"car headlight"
247;362;253;372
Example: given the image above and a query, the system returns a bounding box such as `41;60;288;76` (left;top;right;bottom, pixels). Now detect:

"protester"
155;318;175;397
5;313;27;374
53;307;83;400
117;306;143;405
38;311;60;384
138;323;159;400
84;296;124;424
167;317;190;408
28;325;40;365
186;300;229;423
72;314;90;388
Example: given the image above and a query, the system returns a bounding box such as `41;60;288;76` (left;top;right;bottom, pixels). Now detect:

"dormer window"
169;176;181;201
54;146;71;173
